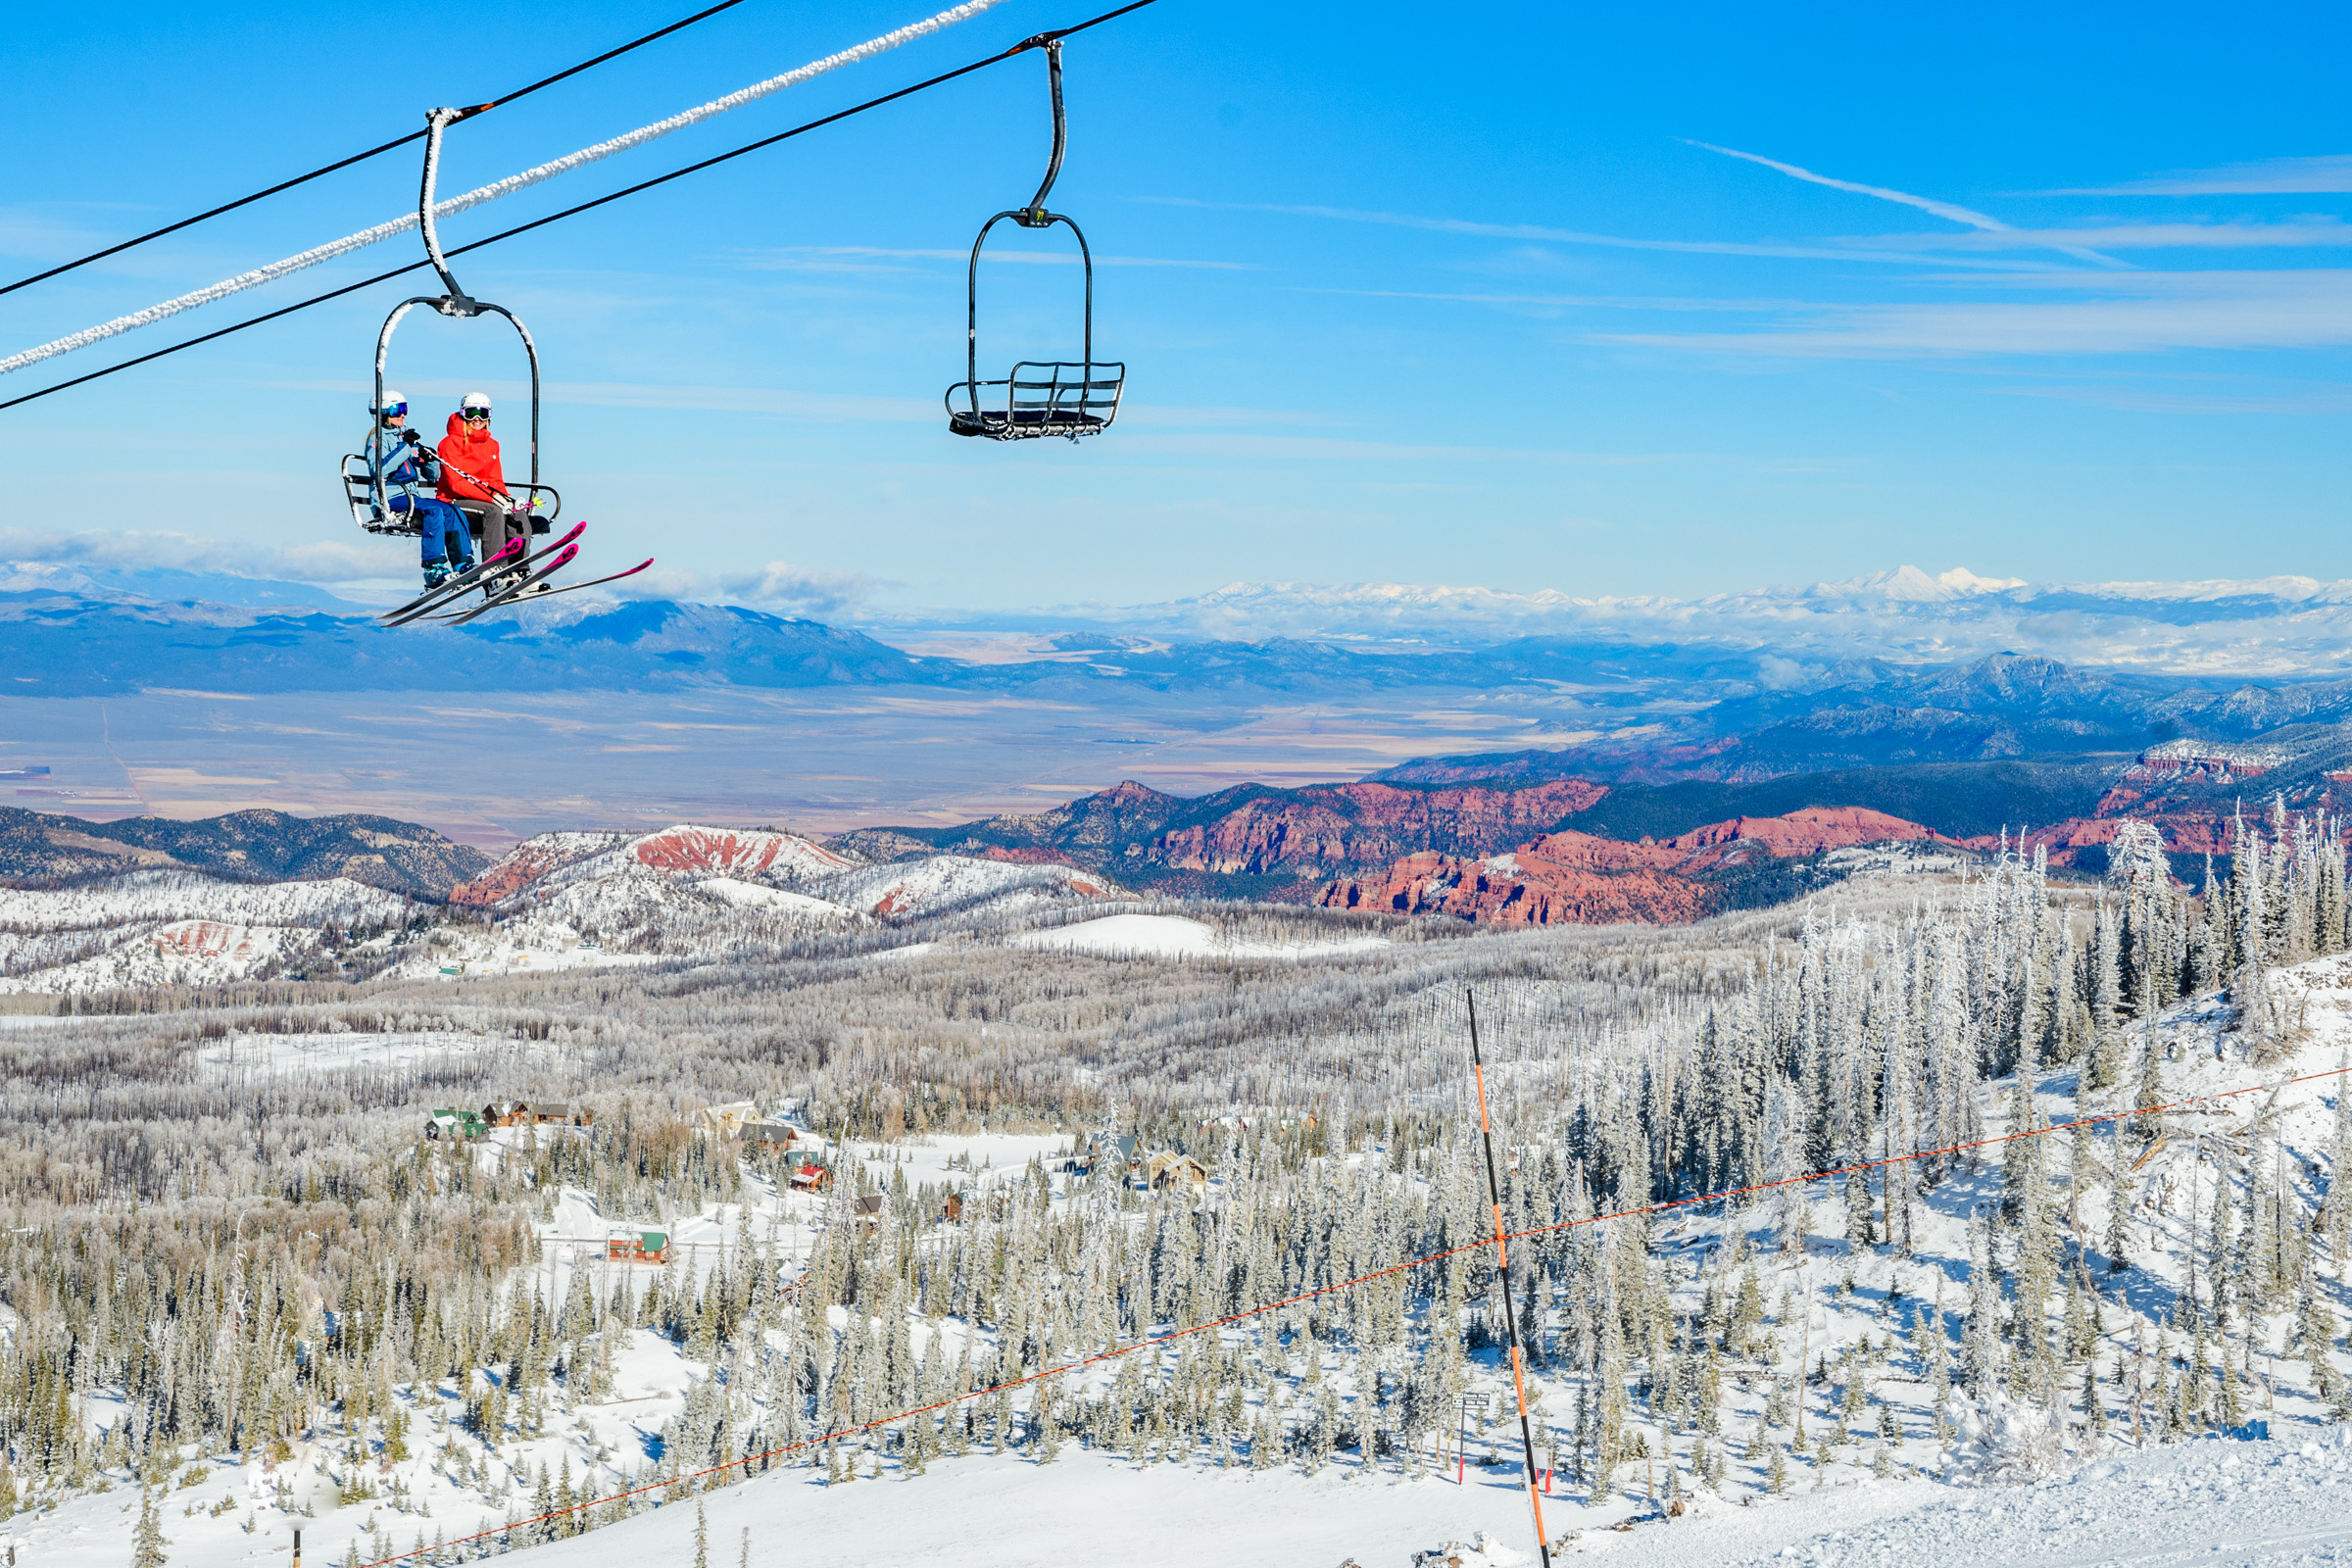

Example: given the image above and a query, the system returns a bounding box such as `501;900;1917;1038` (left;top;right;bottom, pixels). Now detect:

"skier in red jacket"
437;391;541;592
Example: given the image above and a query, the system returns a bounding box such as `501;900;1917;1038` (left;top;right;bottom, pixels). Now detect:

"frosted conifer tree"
131;1490;168;1568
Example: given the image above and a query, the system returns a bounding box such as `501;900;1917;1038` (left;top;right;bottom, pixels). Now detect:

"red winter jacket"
436;412;507;503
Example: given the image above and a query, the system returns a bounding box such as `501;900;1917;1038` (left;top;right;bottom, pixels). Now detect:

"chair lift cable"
0;0;1162;416
0;0;754;300
0;0;1015;378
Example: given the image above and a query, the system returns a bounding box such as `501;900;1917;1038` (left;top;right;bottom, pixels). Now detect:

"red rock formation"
1960;812;2234;868
1321;805;1942;926
154;920;266;958
450;840;610;908
1322;846;1710;926
628;826;853;877
1152;779;1607;877
1668;806;1936;858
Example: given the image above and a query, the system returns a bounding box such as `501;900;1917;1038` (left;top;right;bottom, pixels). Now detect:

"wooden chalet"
788;1161;833;1194
849;1194;886;1231
1145;1151;1209;1195
698;1101;760;1139
738;1121;799;1150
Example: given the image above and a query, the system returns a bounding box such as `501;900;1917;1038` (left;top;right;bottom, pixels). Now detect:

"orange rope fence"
348;1060;2348;1566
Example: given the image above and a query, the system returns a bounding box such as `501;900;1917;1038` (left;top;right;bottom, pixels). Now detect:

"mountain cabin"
699;1101;760;1139
606;1231;671;1265
1146;1151;1210;1196
424;1107;488;1142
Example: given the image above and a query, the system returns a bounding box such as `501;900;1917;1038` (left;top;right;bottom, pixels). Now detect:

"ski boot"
422;561;453;591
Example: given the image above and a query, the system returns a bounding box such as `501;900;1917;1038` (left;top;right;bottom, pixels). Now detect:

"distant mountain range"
4;561;2350;928
5;717;2337;931
928;566;2352;673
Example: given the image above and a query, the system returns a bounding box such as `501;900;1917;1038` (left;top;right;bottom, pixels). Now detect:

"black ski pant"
454;498;521;564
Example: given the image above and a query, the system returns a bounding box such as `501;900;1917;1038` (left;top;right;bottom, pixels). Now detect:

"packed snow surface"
17;1429;2351;1568
1013;911;1391;960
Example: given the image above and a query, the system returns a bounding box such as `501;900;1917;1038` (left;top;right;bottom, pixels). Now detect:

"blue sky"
0;0;2347;618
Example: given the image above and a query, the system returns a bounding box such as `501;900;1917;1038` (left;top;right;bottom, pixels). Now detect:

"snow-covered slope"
452;825;859;909
818;854;1122;918
0;828;1136;990
1013;910;1390;961
0;870;415;993
430;825;1123;961
463;824;1126;918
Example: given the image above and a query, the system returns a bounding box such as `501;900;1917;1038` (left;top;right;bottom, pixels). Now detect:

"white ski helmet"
460;391;492;416
377;390;408;415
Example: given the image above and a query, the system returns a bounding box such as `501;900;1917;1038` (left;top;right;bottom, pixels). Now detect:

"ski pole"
392;431;539;514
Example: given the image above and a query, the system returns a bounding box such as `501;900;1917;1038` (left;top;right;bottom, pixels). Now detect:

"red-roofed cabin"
606;1231;670;1264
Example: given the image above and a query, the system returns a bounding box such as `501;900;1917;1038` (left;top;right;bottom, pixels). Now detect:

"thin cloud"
714;561;876;615
1686;141;2012;231
1686;140;2123;267
2053;154;2352;195
0;527;406;583
1985;382;2352;416
1598;269;2352;358
1835;220;2352;253
1127;196;2061;269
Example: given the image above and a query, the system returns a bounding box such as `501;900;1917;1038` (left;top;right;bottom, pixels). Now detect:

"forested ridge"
0;805;2347;1561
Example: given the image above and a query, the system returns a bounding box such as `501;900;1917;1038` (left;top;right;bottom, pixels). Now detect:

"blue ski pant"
396;496;474;567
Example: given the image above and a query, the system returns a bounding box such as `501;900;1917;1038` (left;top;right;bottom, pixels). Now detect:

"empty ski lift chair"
342;108;561;535
946;37;1124;441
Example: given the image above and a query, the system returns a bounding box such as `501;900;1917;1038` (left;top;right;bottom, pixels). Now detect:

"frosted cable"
0;0;1004;378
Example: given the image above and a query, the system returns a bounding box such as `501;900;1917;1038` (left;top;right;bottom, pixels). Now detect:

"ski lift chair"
341;108;562;537
945;38;1124;441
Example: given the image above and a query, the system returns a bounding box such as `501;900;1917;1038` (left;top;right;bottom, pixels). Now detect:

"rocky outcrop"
449;832;630;908
1660;806;1936;858
627;826;857;879
451;826;857;910
1323;847;1711;926
831;778;1610;890
1961;812;2235;870
1320;806;1942;926
1150;780;1607;878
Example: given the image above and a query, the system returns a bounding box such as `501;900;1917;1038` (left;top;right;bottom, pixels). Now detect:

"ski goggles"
460;409;492;421
379;402;409;418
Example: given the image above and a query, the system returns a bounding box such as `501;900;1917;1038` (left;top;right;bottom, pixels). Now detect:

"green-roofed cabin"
424;1108;488;1142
